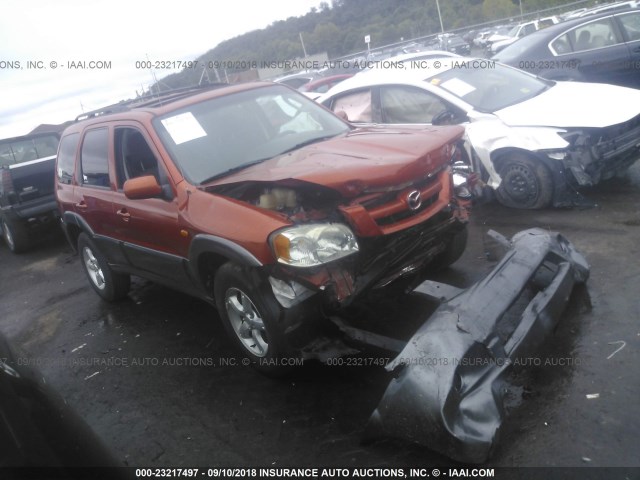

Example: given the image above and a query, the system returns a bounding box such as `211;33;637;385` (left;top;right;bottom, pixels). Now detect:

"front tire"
78;233;130;301
2;216;29;253
495;153;553;209
214;262;293;376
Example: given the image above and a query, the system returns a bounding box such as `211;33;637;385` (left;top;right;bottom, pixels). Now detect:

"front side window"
330;89;373;123
521;24;536;37
80;128;109;187
114;128;160;189
380;86;447;124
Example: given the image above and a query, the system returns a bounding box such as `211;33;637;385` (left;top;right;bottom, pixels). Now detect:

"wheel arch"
189;234;264;297
61;211;95;253
490;147;554;173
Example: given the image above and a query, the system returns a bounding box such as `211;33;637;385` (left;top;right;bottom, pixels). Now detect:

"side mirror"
123;175;162;200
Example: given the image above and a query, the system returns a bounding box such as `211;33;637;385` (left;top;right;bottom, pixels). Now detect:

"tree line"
155;0;594;89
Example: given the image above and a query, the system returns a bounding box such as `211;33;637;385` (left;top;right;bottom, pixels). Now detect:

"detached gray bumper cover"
367;228;590;463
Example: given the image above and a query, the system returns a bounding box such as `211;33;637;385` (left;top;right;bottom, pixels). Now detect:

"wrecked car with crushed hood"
55;82;469;374
54;82;593;464
318;59;640;208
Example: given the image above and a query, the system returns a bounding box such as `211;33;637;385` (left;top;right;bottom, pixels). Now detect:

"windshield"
154;84;349;184
428;61;550;112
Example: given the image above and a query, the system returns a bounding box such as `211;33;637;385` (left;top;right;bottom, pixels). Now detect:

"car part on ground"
318;58;640;209
366;228;590;463
0;132;61;253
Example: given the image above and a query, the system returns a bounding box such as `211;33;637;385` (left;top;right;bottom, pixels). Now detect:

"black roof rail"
74;82;229;122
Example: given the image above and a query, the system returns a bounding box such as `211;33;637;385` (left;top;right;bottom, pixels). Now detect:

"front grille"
339;167;452;237
376;191;439;226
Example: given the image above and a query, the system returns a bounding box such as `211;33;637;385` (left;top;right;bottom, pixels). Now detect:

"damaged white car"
318;59;640;208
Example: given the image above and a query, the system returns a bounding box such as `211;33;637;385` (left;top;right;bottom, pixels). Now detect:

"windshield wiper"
278;133;341;156
198;157;270;185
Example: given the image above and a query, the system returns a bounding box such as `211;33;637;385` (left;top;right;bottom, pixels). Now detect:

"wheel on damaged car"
2;217;29;253
78;233;130;301
214;262;293;376
495;153;553;209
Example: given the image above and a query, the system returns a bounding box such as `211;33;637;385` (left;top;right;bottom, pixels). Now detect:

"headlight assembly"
271;223;359;267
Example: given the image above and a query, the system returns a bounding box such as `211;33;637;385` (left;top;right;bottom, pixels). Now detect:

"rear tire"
78;233;130;301
495;153;553;209
1;216;29;253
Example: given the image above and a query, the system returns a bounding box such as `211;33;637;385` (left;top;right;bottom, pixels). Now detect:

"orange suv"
55;83;468;371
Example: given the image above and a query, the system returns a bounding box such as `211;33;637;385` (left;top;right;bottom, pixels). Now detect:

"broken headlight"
271;223;359;267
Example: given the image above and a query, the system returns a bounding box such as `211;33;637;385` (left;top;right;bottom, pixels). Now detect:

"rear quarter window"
57;133;80;185
618;11;640;41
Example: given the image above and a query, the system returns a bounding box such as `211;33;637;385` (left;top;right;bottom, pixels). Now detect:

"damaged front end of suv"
205;126;470;314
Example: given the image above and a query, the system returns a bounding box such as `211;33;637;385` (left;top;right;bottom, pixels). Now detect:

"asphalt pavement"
1;164;639;474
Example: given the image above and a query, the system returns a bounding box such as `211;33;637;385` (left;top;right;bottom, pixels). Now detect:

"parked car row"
485;16;560;55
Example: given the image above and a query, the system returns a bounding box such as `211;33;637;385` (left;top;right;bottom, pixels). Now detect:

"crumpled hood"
495;81;640;128
208;126;464;197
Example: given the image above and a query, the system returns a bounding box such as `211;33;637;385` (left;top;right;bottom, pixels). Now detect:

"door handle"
75;201;87;209
116;208;131;221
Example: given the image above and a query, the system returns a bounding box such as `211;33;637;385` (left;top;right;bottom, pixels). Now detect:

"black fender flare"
188;234;264;288
61;211;95;253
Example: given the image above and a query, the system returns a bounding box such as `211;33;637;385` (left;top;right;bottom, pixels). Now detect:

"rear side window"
56;133;80;184
80;128;109;187
554;18;623;54
618;11;640;41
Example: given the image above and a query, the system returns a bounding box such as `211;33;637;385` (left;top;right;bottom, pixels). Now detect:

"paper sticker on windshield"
440;78;476;97
161;112;206;145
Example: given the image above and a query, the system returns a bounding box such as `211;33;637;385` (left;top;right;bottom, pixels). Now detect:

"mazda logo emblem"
407;190;422;210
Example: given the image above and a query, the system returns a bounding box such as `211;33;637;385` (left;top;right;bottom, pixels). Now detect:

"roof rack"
74;82;228;122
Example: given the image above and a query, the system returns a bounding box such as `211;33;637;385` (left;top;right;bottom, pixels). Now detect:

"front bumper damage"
366;228;589;463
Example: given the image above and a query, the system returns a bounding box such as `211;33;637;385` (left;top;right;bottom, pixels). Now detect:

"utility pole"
435;0;444;33
299;32;308;58
519;0;524;19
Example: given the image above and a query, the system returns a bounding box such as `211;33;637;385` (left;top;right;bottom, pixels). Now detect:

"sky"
0;0;325;139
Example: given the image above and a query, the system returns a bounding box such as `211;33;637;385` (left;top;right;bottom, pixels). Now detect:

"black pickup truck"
0;132;60;252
